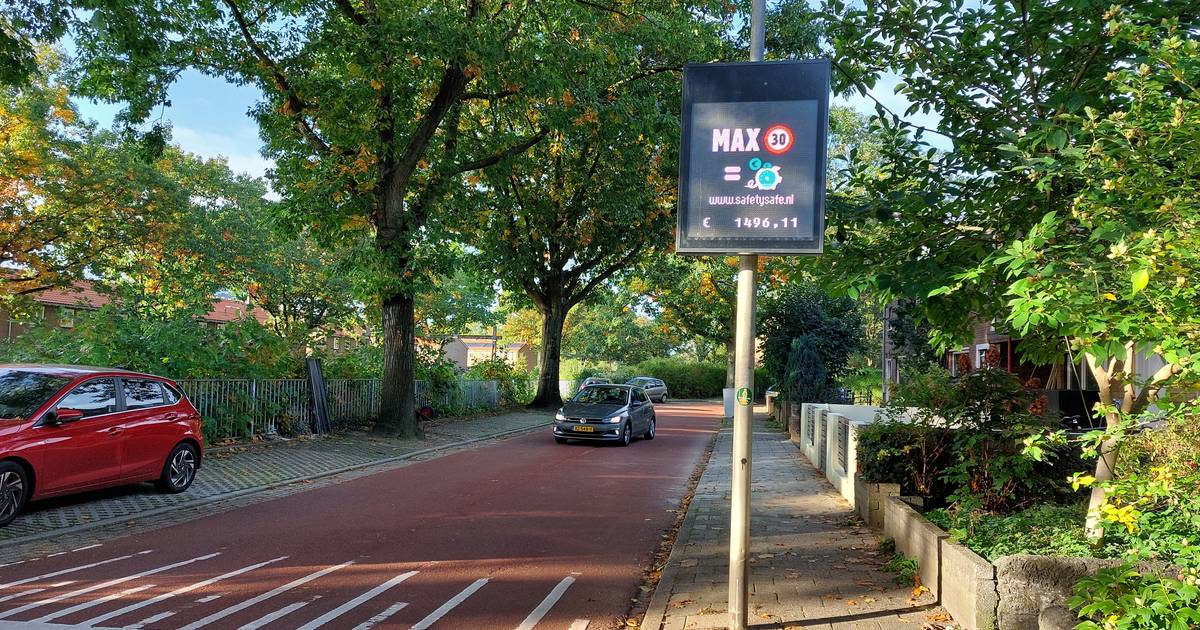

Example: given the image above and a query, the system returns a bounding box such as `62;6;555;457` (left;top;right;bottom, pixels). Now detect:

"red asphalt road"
0;402;722;630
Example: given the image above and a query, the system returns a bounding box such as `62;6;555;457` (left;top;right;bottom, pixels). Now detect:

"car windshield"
627;378;650;386
572;386;629;405
0;369;71;420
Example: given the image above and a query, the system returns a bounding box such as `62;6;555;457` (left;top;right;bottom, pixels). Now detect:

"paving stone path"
644;415;949;630
0;410;551;563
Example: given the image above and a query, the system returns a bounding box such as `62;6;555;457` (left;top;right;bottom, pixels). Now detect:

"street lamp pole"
728;4;765;629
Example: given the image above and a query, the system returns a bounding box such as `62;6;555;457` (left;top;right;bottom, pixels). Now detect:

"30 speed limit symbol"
762;124;794;155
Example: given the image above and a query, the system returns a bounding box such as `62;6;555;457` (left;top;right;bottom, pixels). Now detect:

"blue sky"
74;64;944;182
76;70;271;179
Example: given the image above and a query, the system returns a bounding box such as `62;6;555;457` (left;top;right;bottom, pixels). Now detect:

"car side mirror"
47;408;85;425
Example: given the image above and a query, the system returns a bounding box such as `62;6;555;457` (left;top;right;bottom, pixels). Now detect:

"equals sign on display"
723;166;742;181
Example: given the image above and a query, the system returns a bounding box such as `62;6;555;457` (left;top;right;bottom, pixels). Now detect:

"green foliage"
0;305;293;380
563;291;680;365
621;358;726;399
1070;565;1200;630
925;504;1097;563
317;343;383;380
464;357;532;407
865;365;1071;511
882;552;919;587
760;284;865;394
855;419;954;500
780;335;832;403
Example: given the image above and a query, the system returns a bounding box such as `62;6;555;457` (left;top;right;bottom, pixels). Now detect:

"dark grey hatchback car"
553;385;656;446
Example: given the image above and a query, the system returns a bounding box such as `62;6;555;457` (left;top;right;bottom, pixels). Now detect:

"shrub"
856;420;955;500
925;504;1099;562
464;357;532;407
1070;565;1200;630
861;365;1072;511
621;358;727;399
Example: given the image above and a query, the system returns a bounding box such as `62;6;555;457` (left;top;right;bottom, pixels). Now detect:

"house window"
60;308;76;329
976;344;989;369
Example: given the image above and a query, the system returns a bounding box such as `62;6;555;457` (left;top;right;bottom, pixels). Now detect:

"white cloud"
171;125;275;180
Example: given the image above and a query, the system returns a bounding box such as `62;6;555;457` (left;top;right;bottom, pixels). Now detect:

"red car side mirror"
48;408;85;425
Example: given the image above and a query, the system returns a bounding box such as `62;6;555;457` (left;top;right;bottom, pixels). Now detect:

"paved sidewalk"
0;410;551;561
643;415;947;630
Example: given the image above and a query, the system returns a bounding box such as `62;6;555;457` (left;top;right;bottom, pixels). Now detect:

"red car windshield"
0;369;72;420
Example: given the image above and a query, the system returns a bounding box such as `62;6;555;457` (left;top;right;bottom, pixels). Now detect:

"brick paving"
0;410;551;563
644;414;948;630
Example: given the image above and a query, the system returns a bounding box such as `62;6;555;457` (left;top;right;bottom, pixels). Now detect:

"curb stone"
3;419;550;552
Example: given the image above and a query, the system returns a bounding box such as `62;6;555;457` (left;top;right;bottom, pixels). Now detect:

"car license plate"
573;425;594;433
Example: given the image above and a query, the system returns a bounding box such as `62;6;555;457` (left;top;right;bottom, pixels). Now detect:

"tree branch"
453;128;549;174
221;0;337;156
333;0;368;26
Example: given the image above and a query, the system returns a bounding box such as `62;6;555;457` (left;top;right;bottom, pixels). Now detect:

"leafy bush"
464;357;532;407
1070;565;1200;630
861;365;1072;511
759;284;865;389
925;504;1098;562
856;420;955;500
883;552;919;586
0;306;294;379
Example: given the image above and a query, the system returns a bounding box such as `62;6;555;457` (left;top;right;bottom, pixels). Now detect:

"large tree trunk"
376;291;420;437
529;300;569;408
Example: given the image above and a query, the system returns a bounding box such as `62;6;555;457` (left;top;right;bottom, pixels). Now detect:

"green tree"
758;284;865;392
463;8;719;407
1;54;188;299
821;2;1200;541
53;0;677;436
562;291;679;365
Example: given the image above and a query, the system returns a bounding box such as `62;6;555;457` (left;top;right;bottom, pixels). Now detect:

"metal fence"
837;415;850;471
817;409;828;472
179;377;502;442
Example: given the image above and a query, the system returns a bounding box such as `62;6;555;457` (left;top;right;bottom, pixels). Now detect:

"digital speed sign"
675;60;830;255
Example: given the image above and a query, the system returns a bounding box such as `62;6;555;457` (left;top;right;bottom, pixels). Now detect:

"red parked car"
0;364;204;527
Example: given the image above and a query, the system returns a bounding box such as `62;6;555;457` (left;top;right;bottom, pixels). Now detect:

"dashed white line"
195;595;222;603
410;578;488;630
0;588;44;604
237;597;318;630
80;556;288;627
32;583;155;623
177;560;354;630
0;550;153;590
48;582;76;588
569;620;591;630
515;575;577;630
71;545;103;553
127;609;177;629
295;570;419;630
0;553;218;621
352;602;408;630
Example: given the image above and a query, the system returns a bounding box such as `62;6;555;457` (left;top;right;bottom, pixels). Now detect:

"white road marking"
0;551;153;590
237;597;319;630
0;553;218;621
195;595;221;603
33;583;155;622
49;582;76;588
569;620;590;630
352;602;408;630
127;609;177;629
177;560;354;630
0;562;23;569
81;556;287;627
295;571;419;630
410;578;487;630
0;588;44;604
515;576;577;630
71;545;102;554
45;553;65;559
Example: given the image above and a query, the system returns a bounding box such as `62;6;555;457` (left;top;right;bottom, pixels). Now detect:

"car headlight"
555;411;566;421
607;413;627;424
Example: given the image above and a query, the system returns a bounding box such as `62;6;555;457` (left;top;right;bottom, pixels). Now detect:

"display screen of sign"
676;60;829;255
